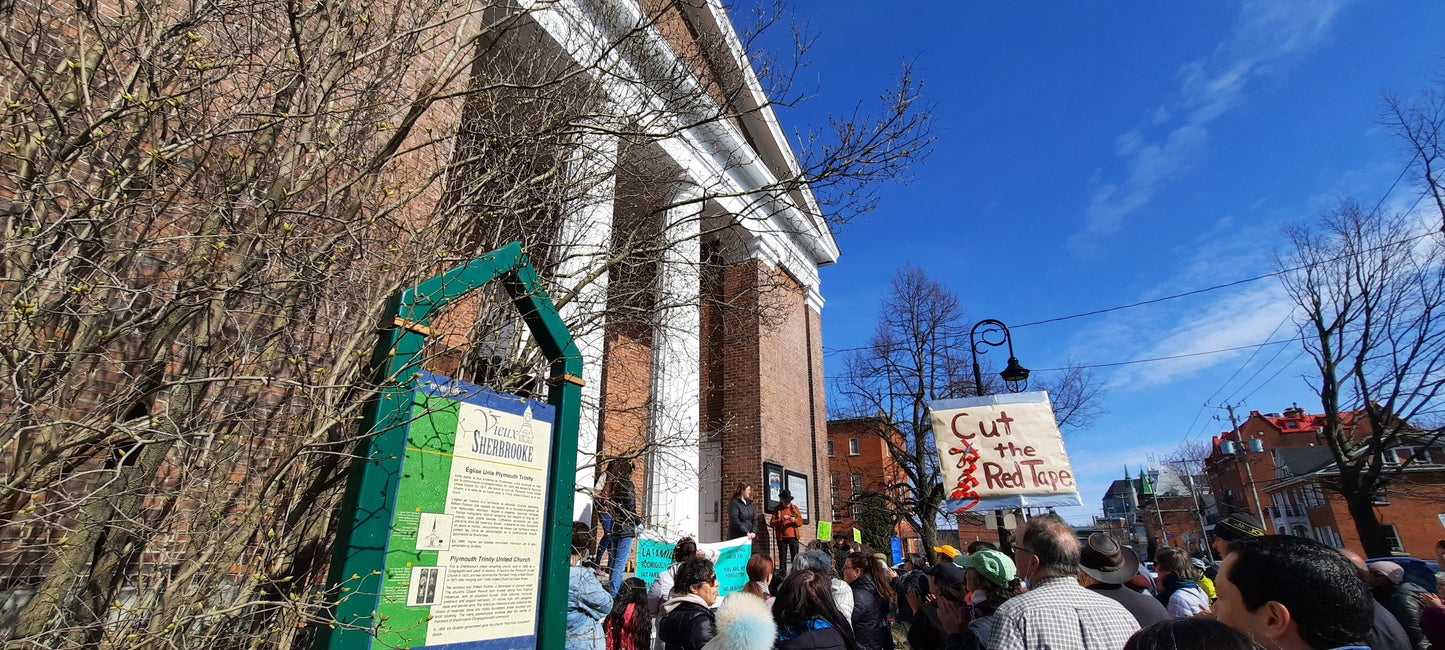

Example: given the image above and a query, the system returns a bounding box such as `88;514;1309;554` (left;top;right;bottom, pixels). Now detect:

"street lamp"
970;319;1030;396
968;319;1030;552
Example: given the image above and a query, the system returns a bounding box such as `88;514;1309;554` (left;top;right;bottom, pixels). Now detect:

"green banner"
633;536;752;597
816;521;832;540
634;538;674;584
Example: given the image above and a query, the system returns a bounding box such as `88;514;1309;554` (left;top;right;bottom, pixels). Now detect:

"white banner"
928;391;1082;513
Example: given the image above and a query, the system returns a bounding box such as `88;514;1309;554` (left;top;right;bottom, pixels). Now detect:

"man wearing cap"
1339;548;1411;650
1077;533;1169;629
1209;513;1266;559
1190;557;1217;601
935;544;962;567
1368;560;1431;650
769;490;802;574
956;548;1022;647
989;514;1139;650
920;560;980;650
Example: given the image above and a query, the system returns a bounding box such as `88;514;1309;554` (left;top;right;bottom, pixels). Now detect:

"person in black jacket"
890;553;928;628
658;557;719;650
842;551;895;650
601;460;641;595
773;568;858;650
726;483;758;541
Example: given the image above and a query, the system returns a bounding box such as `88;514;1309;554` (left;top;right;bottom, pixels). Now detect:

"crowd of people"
567;481;1445;650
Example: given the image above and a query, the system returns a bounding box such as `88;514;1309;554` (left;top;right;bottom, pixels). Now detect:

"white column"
554;129;619;523
646;185;703;538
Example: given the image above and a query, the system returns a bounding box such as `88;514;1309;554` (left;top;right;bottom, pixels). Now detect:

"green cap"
963;548;1016;587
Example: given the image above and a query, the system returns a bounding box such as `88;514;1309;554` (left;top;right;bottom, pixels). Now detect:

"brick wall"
1309;470;1445;558
707;257;829;558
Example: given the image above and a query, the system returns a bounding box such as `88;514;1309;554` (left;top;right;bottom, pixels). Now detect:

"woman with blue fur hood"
701;591;777;650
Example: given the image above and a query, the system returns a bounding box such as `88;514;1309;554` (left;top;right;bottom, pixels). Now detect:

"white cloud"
1059;218;1299;389
1104;283;1294;389
1068;0;1348;256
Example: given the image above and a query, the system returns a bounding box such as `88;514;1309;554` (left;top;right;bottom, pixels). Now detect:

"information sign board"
372;371;556;649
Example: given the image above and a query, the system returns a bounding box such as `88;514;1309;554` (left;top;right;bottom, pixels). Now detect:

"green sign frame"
319;242;581;650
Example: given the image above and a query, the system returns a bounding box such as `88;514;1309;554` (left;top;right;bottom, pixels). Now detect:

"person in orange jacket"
769;490;802;574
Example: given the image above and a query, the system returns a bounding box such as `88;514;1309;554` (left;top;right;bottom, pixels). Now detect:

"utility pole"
1166;459;1214;560
1224;404;1268;528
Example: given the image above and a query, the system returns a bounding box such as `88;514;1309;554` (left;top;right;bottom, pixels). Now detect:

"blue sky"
774;1;1445;524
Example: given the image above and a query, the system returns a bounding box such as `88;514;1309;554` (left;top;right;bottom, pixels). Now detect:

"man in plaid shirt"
987;513;1140;650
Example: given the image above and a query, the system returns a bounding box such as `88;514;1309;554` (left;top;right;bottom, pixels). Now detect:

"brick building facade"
1207;405;1445;558
825;418;913;547
1204;406;1366;530
1264;436;1445;558
0;0;837;640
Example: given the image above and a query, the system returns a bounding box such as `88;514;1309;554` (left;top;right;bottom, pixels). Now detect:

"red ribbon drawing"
948;429;981;512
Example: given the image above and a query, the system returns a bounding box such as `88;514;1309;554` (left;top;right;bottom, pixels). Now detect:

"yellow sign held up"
852;528;862;544
816;521;832;540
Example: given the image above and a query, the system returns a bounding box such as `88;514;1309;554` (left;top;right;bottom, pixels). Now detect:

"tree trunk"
1343;489;1392;558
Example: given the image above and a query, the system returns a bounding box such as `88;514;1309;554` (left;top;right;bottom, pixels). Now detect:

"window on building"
851;473;863;493
852;502;863;520
827;440;835;457
1382;524;1405;554
1383;446;1424;465
849;437;860;456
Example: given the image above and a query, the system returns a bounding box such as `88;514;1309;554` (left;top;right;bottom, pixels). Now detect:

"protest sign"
633;538;674;584
816;521;832;540
852;528;861;544
707;537;752;596
928;391;1082;513
633;535;751;597
889;537;902;565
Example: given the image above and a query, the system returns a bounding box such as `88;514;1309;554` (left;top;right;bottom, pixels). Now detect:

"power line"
825;335;1305;384
1178;311;1294;445
1235;349;1308;405
821;231;1434;359
1220;333;1297;406
1026;336;1301;372
1013;231;1433;330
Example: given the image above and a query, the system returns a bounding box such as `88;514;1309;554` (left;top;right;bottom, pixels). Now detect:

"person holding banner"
649;538;700;615
770;490;803;574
